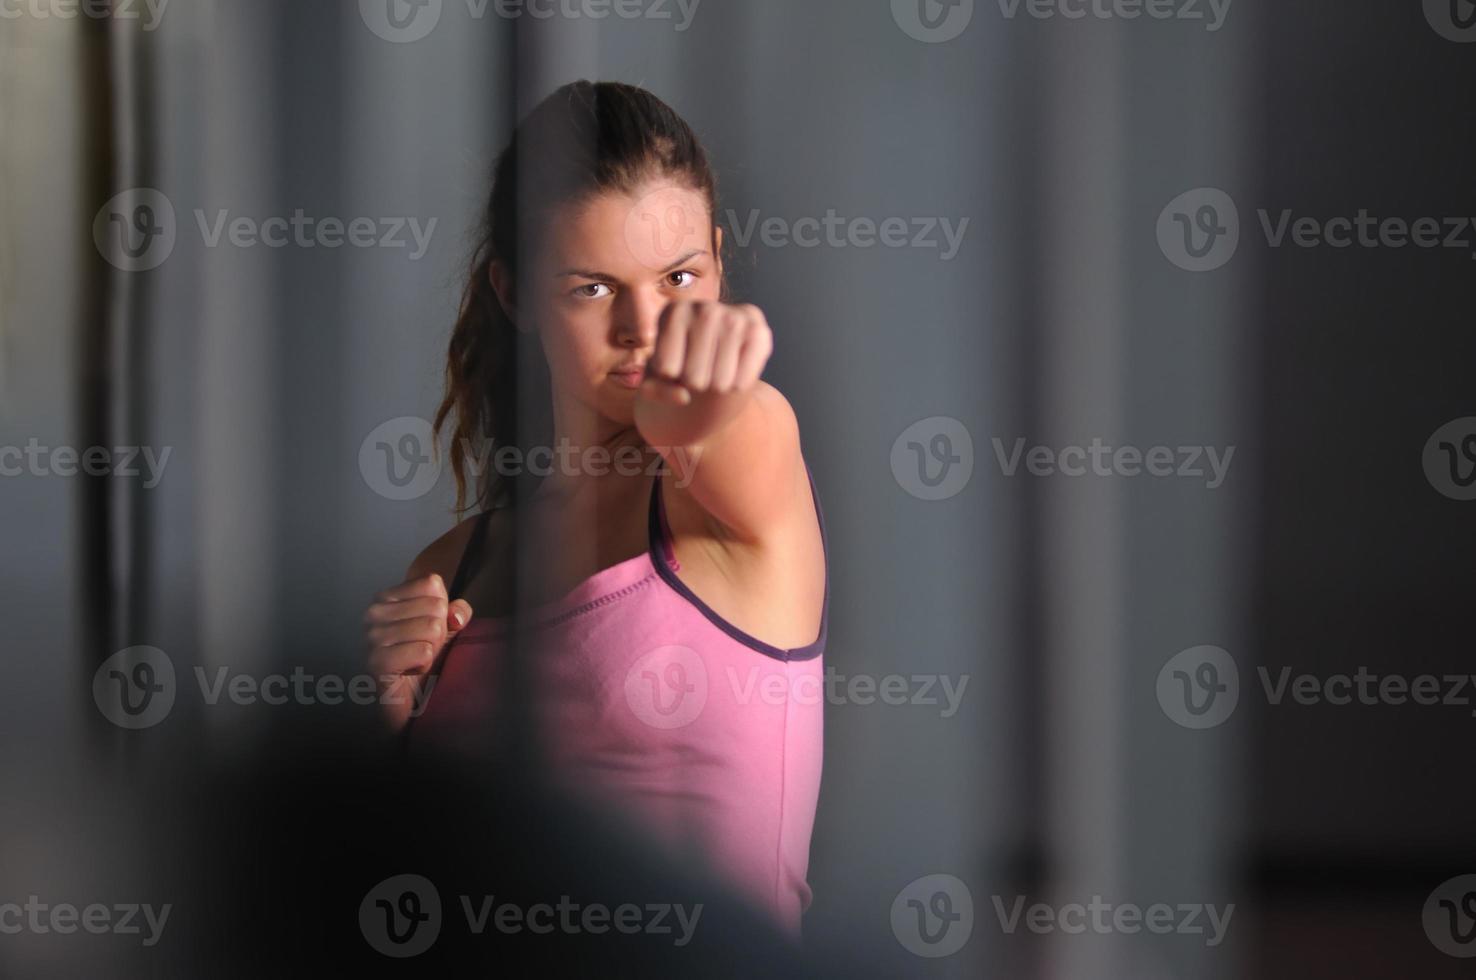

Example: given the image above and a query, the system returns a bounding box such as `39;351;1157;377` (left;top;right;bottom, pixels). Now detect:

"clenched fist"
639;300;773;406
363;573;472;733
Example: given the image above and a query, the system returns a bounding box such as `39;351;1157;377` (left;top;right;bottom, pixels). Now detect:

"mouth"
608;363;646;389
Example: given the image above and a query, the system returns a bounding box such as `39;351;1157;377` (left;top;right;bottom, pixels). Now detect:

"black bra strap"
447;510;494;601
401;509;493;749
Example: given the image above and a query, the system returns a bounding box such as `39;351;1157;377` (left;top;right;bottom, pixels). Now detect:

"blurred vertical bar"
1034;11;1247;980
341;0;512;752
1037;20;1130;980
112;0;158;692
195;0;280;734
76;0;117;728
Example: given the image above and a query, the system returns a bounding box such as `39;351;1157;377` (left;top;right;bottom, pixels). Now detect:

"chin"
595;396;637;427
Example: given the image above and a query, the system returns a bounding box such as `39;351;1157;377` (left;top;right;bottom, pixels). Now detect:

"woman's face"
521;180;724;430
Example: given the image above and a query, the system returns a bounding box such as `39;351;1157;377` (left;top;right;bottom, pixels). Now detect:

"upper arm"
661;380;810;546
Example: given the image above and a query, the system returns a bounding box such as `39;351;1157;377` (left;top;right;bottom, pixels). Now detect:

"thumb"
640;375;692;406
447;599;474;633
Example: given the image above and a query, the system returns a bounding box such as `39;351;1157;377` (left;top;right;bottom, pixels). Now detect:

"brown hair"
433;80;727;517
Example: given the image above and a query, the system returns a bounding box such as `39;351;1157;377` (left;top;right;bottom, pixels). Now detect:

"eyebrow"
553;249;707;280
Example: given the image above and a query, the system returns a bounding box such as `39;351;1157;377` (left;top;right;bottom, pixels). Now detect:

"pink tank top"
406;467;829;939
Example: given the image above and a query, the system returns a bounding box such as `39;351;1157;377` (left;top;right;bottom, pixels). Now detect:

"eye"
666;270;698;288
572;282;612;299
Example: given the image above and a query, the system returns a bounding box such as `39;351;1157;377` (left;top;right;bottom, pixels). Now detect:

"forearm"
633;380;752;454
636;380;804;541
632;301;805;540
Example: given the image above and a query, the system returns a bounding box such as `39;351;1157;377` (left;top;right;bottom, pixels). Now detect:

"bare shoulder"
405;512;486;584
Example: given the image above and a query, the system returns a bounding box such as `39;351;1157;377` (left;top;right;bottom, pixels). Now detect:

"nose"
613;285;663;349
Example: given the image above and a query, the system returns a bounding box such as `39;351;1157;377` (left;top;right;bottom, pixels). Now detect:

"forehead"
543;182;713;273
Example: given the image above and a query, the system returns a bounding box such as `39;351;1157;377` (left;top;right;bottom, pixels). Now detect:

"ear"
488;258;530;333
711;224;724;279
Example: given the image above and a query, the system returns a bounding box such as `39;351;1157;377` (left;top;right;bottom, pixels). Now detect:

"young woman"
361;81;829;940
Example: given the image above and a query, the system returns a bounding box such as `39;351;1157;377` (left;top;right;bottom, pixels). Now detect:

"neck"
528;397;657;504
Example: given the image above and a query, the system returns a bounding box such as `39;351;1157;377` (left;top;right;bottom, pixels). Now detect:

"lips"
609;363;646;389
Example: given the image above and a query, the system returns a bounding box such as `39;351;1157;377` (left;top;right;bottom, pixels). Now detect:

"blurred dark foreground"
8;728;883;980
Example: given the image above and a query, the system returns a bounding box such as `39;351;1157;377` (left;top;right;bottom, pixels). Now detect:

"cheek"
539;307;607;377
